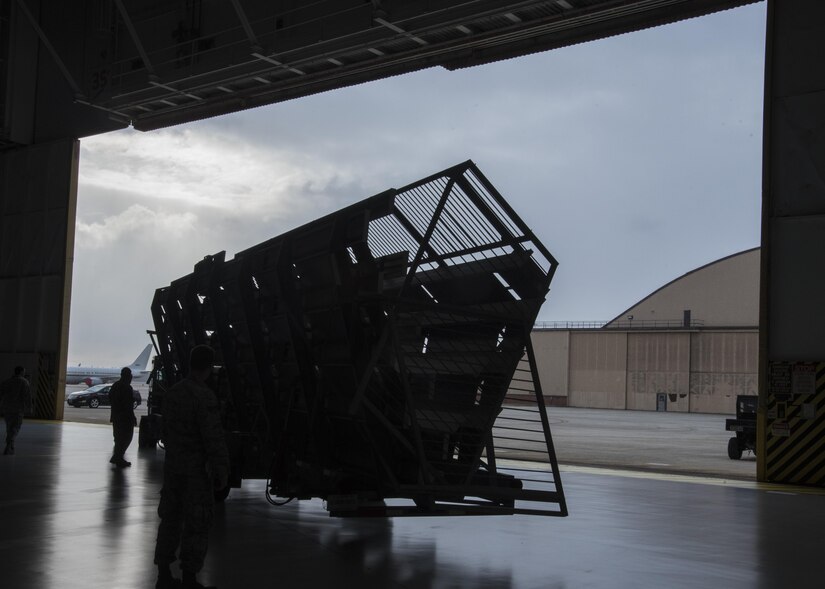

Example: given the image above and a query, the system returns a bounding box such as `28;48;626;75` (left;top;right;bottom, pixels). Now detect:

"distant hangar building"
533;248;760;414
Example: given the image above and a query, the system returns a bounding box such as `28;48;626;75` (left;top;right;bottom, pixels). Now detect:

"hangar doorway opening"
61;3;765;484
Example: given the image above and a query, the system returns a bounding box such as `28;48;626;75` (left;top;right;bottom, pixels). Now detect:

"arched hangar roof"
605;247;760;329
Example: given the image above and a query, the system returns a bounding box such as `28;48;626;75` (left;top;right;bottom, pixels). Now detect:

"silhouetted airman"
109;366;136;467
154;345;228;589
0;366;33;455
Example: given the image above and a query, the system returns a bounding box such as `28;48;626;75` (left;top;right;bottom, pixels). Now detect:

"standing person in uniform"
0;366;33;455
154;345;229;589
109;367;137;467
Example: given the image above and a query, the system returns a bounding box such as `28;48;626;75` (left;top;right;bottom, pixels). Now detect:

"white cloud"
79;127;365;222
75;204;197;251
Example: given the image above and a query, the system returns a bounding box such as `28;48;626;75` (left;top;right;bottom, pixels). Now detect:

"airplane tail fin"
129;344;153;372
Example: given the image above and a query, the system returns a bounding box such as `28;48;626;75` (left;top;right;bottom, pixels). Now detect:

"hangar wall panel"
534;329;758;414
531;330;569;403
691;331;758;373
767;218;825;359
764;0;825;361
568;332;626;409
761;0;825;486
0;140;77;420
690;332;758;414
626;333;690;412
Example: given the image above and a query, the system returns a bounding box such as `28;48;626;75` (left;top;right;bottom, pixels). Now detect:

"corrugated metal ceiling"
8;0;762;134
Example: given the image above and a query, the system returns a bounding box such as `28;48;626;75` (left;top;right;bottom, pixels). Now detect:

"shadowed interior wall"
0;139;77;420
759;0;825;486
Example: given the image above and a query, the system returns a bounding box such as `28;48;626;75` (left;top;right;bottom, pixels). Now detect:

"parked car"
66;384;142;409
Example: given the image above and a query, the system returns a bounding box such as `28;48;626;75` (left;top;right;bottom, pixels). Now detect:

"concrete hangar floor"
1;420;822;589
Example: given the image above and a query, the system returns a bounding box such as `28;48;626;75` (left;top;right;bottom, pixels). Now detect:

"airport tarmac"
62;385;754;480
543;406;756;480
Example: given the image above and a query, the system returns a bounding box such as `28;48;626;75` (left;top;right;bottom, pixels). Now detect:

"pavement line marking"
497;459;825;496
557;464;825;496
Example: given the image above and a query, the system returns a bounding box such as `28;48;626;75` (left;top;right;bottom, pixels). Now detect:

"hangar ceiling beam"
0;0;758;141
374;17;429;46
112;0;157;80
12;0;82;98
228;0;263;52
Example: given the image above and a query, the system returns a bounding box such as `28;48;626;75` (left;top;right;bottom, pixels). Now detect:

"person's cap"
190;344;215;371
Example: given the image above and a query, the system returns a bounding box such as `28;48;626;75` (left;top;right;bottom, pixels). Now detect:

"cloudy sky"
69;3;766;367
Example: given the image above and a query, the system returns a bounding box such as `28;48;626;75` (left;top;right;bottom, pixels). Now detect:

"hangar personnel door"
656;393;667;412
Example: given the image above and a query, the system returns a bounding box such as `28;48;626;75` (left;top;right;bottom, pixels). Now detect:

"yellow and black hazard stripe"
765;363;825;486
32;352;57;420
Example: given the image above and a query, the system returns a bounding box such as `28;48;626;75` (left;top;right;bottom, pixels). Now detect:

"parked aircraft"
66;344;152;386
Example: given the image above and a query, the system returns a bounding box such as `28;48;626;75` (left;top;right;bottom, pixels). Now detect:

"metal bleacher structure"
149;160;567;517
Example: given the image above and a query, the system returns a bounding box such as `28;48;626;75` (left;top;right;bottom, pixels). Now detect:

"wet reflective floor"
1;421;822;589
